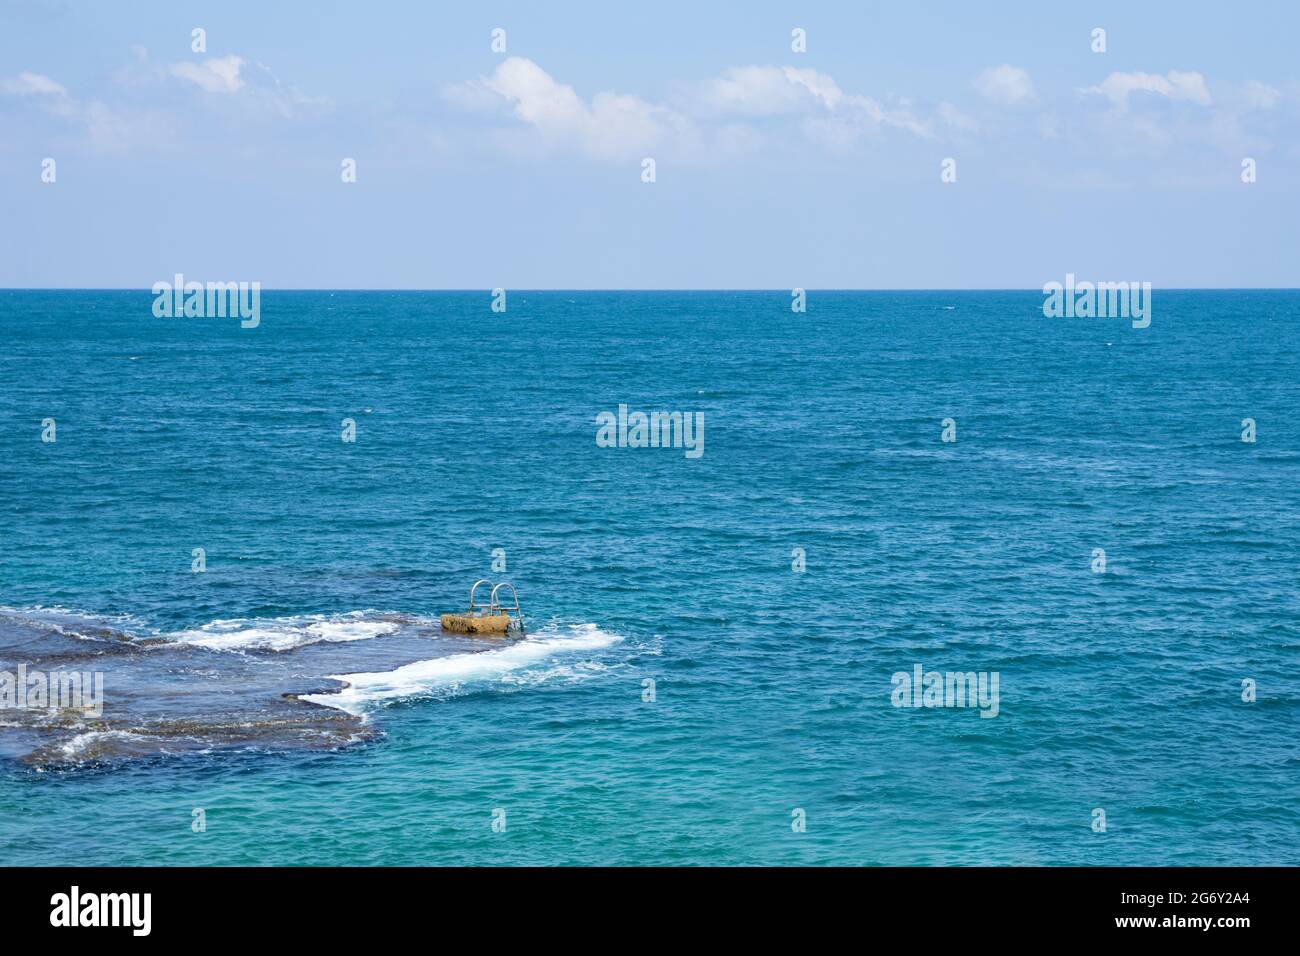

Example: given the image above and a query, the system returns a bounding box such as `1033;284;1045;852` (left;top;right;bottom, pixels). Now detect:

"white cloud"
937;101;979;133
0;69;166;152
1082;70;1211;109
165;55;329;118
169;55;245;94
696;64;932;138
448;57;677;159
482;58;589;130
245;61;331;117
2;70;79;124
0;72;67;96
1241;80;1280;110
3;50;326;155
447;58;948;160
974;64;1035;106
701;65;843;115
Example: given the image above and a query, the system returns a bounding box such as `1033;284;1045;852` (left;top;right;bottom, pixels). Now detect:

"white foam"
300;624;623;714
170;612;399;652
0;604;149;638
58;729;147;759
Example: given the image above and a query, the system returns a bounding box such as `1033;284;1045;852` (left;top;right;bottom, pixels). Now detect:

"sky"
0;0;1296;289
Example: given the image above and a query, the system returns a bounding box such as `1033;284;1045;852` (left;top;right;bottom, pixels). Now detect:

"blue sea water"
1;289;1297;866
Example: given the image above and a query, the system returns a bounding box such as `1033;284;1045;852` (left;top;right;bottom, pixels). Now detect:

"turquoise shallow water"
1;289;1297;865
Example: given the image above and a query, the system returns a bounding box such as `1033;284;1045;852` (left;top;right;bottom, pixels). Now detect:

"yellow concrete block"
440;613;512;635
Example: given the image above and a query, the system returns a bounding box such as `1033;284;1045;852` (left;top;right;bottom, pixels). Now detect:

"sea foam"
300;623;623;714
169;612;401;652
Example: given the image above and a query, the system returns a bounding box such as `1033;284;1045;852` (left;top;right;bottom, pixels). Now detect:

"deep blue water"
1;289;1297;865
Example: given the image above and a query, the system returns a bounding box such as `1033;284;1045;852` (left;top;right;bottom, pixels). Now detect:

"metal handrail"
489;582;520;614
442;577;527;639
468;579;493;613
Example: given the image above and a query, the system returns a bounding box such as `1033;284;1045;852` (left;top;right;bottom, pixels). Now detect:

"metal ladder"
468;579;525;634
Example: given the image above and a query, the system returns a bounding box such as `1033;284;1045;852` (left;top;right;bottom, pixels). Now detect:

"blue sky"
1;0;1296;288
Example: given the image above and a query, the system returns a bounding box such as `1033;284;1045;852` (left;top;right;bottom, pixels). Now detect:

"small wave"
3;605;419;652
0;604;149;641
301;624;624;714
57;729;150;761
168;611;403;652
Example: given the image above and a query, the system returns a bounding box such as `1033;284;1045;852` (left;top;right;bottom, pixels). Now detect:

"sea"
1;289;1296;865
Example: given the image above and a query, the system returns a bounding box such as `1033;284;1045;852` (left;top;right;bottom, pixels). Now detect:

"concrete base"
440;613;513;635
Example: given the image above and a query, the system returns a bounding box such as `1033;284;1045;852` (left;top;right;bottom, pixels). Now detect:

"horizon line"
3;287;1299;294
